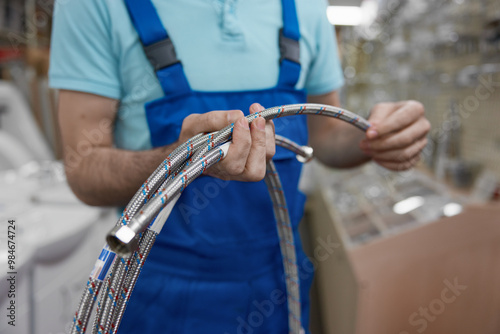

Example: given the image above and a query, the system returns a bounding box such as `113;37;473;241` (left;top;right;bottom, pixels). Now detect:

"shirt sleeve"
49;0;121;99
304;0;345;96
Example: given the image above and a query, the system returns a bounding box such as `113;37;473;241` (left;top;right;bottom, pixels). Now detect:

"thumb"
366;102;404;139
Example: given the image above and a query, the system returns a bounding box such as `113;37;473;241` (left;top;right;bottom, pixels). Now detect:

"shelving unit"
0;0;59;159
338;0;500;182
302;162;500;334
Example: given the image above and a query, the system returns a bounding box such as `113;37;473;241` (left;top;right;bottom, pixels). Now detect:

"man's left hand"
360;100;431;171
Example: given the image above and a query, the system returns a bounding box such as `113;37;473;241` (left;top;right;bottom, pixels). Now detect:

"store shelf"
303;162;500;334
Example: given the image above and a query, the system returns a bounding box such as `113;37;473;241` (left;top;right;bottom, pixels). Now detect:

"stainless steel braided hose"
70;134;209;334
265;160;302;333
108;104;369;255
70;103;369;334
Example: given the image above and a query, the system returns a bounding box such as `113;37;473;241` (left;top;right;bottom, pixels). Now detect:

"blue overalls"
120;1;313;333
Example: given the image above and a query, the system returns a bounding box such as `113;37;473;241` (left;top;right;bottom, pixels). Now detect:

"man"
50;0;430;333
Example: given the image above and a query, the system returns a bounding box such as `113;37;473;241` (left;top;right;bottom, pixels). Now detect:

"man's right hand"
178;103;275;182
58;90;274;207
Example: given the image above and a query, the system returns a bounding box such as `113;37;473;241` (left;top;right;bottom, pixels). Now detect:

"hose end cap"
296;146;314;163
106;225;140;258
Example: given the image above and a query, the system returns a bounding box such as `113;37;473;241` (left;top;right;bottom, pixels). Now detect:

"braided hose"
110;230;157;333
265;160;302;332
107;104;369;256
275;134;314;163
70;103;369;334
95;146;226;334
71;279;102;334
91;257;128;334
70;134;208;334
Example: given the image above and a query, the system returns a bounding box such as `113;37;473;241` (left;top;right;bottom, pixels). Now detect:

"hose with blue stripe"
69;103;370;334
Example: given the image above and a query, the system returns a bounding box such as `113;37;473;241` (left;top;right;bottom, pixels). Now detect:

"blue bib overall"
120;1;313;333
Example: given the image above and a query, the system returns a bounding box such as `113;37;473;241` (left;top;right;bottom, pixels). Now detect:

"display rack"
339;0;500;182
303;162;500;334
0;0;59;159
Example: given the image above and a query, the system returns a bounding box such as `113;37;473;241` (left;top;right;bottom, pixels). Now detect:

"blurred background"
0;2;116;334
0;0;499;333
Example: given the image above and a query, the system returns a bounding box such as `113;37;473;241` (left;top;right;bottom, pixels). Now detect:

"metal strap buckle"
279;29;300;64
144;38;180;70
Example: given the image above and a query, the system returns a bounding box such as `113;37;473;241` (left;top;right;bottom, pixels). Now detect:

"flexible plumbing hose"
94;146;228;334
70;134;209;334
275;134;314;163
70;103;369;334
109;154;309;334
265;160;302;332
85;103;369;334
107;104;369;255
109;230;156;333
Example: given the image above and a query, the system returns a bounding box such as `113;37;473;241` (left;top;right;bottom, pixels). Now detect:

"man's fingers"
366;101;404;138
182;109;244;139
190;104;272;182
243;117;267;181
368;100;425;138
249;103;264;114
368;101;403;123
361;117;431;152
367;137;427;162
218;117;251;176
265;120;276;160
249;102;275;161
374;155;421;172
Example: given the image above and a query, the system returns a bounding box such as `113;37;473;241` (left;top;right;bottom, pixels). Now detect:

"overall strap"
124;0;191;96
277;0;302;89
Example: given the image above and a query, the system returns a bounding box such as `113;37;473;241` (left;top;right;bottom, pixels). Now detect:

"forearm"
310;121;371;168
307;92;371;168
64;144;174;207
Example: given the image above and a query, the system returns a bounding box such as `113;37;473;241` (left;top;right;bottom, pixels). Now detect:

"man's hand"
360;100;431;171
58;90;274;207
179;103;275;182
308;91;430;171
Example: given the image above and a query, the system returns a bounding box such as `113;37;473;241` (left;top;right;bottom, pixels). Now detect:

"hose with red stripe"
69;103;369;334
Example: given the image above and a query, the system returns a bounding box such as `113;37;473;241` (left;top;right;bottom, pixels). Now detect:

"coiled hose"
70;103;370;334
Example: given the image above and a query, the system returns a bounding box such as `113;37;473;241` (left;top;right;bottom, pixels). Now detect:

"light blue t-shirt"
49;0;344;150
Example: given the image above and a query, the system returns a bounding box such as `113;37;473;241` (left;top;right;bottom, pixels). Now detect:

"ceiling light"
327;6;363;26
327;0;378;27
